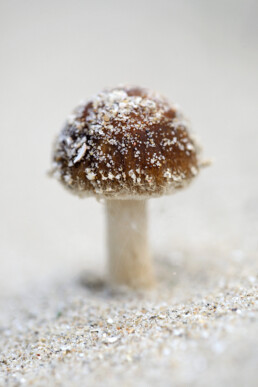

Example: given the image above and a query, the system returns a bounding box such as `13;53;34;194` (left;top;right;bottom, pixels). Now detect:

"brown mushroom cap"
52;86;201;199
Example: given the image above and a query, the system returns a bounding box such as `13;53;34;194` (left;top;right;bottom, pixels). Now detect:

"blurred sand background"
0;0;258;386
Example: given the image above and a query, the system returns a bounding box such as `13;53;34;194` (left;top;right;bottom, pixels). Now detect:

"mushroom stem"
106;199;155;289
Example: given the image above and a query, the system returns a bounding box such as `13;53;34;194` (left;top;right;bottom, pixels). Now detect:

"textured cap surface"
51;86;201;199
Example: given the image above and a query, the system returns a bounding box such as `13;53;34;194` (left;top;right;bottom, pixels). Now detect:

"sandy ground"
0;1;258;386
0;249;257;386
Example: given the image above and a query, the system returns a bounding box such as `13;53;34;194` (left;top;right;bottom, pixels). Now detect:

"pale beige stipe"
106;200;155;289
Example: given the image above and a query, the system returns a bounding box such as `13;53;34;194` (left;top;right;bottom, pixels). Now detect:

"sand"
0;248;257;387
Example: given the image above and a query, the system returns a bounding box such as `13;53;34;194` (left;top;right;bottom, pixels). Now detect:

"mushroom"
51;86;203;289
